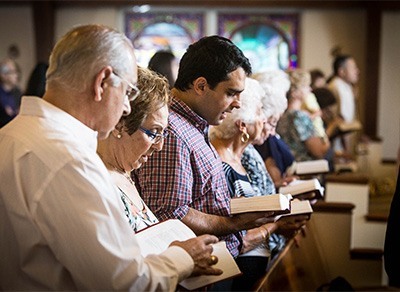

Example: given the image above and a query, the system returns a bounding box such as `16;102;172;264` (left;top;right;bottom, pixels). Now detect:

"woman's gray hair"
46;24;134;92
210;77;264;140
252;70;290;116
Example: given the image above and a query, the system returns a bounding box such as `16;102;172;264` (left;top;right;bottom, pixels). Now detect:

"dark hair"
120;67;170;135
174;35;252;91
313;87;337;109
333;55;351;76
148;50;176;87
25;62;48;97
310;69;325;87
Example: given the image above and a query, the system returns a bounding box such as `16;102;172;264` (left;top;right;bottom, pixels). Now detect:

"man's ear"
94;66;113;102
338;67;346;78
193;77;208;95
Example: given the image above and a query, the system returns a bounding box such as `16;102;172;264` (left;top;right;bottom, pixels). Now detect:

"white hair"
46;24;135;92
252;70;290;116
210;77;264;140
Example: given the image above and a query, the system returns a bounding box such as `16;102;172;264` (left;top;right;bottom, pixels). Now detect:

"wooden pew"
254;201;354;291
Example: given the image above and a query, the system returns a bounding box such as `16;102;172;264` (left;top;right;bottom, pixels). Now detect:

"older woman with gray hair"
252;70;298;189
241;71;309;261
209;77;271;290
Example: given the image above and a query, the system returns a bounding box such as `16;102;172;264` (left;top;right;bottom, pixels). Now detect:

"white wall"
55;7;122;40
0;5;35;92
379;12;400;160
301;9;367;126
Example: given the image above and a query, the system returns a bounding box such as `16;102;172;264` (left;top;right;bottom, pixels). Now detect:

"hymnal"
338;120;362;133
292;159;330;175
278;199;313;218
278;178;324;200
230;193;291;215
135;219;241;290
330;120;362;139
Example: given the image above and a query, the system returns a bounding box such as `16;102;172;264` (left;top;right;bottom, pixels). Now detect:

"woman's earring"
116;133;122;139
241;132;250;143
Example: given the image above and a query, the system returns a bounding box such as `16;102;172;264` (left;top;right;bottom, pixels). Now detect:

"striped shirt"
133;97;242;257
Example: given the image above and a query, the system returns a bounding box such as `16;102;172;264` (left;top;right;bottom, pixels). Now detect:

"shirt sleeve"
133;134;194;221
35;157;194;291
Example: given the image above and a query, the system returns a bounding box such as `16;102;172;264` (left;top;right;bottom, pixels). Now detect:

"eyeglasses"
113;71;140;102
139;126;169;144
267;121;277;129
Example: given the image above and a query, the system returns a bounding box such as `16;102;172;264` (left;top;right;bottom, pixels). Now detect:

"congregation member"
252;70;297;188
209;77;308;290
133;35;277;290
148;50;179;88
277;69;332;163
0;58;21;127
327;54;360;155
0;24;221;291
97;66;170;232
242;72;308;258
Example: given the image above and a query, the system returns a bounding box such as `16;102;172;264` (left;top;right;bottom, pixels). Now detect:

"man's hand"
276;214;309;238
232;211;276;231
170;235;223;277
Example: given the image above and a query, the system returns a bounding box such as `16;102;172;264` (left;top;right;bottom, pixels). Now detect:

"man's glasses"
113;71;140;102
139;127;169;144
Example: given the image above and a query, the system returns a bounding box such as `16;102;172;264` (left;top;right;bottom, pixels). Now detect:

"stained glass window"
125;12;204;67
218;13;299;72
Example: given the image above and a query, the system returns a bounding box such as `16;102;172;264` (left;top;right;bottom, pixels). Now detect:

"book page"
135;219;196;257
274;199;313;221
179;241;242;290
135;219;241;290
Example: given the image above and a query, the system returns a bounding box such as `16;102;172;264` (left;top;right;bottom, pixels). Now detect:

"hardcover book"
278;178;324;200
230;193;291;215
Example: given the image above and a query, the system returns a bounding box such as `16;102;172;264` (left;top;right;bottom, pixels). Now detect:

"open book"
330;120;362;139
278;178;324;200
338;119;362;133
275;199;313;221
230;193;291;215
135;219;241;290
288;159;330;176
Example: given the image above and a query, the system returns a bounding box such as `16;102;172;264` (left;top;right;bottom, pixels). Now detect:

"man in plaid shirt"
133;36;275;271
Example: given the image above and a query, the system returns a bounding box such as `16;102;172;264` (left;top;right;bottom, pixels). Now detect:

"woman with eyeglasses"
97;67;169;232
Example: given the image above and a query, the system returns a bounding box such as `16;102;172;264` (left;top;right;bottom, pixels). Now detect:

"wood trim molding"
32;1;55;63
312;201;355;214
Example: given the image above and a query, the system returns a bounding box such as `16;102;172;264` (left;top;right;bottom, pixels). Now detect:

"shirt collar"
20;96;98;151
170;96;209;134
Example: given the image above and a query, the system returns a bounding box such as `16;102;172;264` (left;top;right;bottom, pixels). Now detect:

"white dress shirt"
0;96;193;291
328;77;356;122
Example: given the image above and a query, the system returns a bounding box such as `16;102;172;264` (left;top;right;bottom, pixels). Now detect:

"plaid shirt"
133;97;242;257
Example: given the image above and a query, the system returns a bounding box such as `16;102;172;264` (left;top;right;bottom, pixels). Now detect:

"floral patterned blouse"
241;144;286;258
109;170;158;233
241;144;276;196
276;109;316;162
